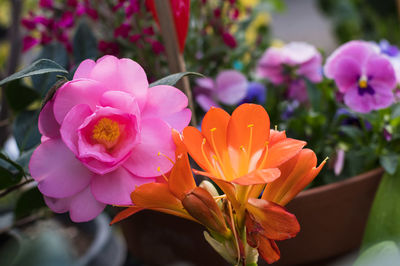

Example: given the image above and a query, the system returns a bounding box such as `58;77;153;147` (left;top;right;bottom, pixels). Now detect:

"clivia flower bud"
182;187;230;237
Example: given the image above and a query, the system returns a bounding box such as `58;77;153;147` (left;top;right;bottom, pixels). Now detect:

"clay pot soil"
120;168;384;266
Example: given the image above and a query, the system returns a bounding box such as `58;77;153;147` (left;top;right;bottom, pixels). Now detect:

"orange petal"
183;126;215;173
246;198;300;240
268;129;286;147
131;183;182;211
263;149;323;206
262;138;306;168
168;151;196;201
279;156;326;206
172;129;187;154
258;238;281;264
231;168;281;185
227;104;270;157
201;107;230;159
110;206;142;225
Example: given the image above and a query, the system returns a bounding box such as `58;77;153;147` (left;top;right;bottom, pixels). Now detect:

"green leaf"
4;80;40;112
0;59;68;87
305;79;322;112
73;21;98;63
16;148;35;174
149;72;204;87
380;154;399;175
14;187;46;220
0;152;25;190
0;165;22;190
32;42;69;97
339;125;363;140
362;171;400;250
12;110;41;152
355;241;400;266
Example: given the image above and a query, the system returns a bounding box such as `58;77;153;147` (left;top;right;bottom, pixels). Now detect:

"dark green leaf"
0;165;22;190
4;80;39;112
0;152;25;175
13;110;41;152
149;72;204;87
0;59;68;87
355;241;400;266
16;148;35;174
305;79;322;112
380;154;399;175
14;187;46;220
32;42;69;97
73;21;98;63
362;172;400;250
339;125;363;140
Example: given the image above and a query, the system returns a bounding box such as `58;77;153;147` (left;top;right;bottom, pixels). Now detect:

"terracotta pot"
120;168;383;266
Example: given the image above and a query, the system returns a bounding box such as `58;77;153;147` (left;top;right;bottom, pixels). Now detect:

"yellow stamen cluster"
359;79;368;89
92;118;120;148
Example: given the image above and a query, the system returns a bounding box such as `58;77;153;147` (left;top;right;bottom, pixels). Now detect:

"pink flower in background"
22;36;39;52
256;42;322;102
324;41;396;113
194;70;248;111
29;55;191;222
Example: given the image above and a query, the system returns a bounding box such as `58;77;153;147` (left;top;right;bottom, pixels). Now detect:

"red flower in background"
146;0;190;53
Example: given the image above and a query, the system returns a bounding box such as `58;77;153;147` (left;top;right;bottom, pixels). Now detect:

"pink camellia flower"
194;70;248;111
256;42;322;102
324;41;396;113
29;55;191;222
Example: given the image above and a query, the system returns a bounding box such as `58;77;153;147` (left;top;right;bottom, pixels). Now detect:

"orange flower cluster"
112;104;326;265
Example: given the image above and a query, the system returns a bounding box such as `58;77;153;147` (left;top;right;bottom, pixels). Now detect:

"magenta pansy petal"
344;86;394;113
196;94;220;112
89;56;149;109
282;42;319;65
69;186;106;222
196;77;214;90
324;41;373;78
91;167;155;205
366;55;396;88
124;118;175;177
73;59;96;79
53;79;108;123
215;70;248;105
60;104;93;155
29;139;93;198
332;57;361;93
162;108;192;132
297;55;323;82
38;100;60;138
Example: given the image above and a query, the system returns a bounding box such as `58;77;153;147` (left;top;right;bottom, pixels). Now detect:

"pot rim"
297;167;384;198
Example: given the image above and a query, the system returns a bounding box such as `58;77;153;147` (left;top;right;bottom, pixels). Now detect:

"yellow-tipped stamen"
201;138;217;175
157;152;174;164
157;166;169;182
257;142;269;170
274;125;278;131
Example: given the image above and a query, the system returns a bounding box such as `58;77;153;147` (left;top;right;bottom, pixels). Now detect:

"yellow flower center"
358;79;368;89
92;118;120;148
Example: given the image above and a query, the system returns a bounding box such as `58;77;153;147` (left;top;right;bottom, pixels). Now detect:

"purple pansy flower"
194;70;248;112
256;42;322;102
325;40;396;113
376;40;400;84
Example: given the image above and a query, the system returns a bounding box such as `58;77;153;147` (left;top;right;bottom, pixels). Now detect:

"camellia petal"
69;186;107;222
29;139;93;198
38;100;60;138
73;59;96;79
91;167;155;205
124;118;175;177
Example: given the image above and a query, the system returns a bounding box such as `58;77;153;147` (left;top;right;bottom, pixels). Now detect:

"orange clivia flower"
182;104;326;264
